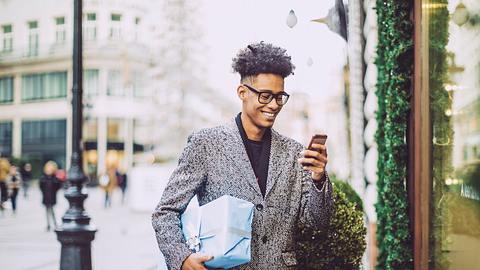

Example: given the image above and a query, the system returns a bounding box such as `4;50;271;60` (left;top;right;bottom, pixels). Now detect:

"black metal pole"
55;0;96;269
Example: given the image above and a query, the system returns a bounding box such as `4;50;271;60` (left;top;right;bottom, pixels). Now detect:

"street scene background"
1;0;480;269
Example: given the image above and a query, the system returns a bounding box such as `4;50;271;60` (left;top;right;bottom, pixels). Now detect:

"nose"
266;98;280;110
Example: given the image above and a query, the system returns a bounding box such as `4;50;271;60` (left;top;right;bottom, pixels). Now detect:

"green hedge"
374;0;414;269
296;180;366;269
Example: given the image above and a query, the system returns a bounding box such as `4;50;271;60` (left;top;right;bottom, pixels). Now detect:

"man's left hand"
298;143;328;181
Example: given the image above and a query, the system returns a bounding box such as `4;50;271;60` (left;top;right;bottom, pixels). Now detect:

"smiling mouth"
262;112;276;119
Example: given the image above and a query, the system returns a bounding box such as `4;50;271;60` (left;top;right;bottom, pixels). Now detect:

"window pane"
0;77;13;103
107;118;125;141
427;1;480;269
132;70;145;97
22;72;66;101
0;121;12;157
28;21;37;29
55;17;65;25
84;69;99;96
87;13;96;21
111;14;121;21
107;70;122;96
2;25;12;33
28;28;39;56
21;119;67;169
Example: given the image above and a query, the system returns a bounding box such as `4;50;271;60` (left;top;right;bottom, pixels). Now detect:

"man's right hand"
181;253;214;270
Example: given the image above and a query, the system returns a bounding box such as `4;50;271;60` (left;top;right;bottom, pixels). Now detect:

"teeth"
263;112;275;117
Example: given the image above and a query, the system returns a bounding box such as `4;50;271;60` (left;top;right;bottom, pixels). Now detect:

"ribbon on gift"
184;222;201;252
200;227;251;240
186;227;251;253
186;235;201;252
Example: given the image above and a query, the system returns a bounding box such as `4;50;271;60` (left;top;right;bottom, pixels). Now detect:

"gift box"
181;195;254;269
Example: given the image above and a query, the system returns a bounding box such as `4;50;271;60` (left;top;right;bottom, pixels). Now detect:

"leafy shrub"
296;180;367;269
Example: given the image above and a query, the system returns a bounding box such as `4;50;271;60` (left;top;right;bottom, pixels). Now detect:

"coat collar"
224;118;283;199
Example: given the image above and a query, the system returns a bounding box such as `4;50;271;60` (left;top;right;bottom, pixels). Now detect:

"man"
152;42;333;270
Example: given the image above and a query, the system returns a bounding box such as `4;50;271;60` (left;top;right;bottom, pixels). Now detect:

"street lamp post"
55;0;96;269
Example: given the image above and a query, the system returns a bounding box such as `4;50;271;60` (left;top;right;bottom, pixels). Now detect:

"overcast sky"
197;0;347;104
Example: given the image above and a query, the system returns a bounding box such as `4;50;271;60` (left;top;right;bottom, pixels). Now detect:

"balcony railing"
0;42;71;63
0;39;149;63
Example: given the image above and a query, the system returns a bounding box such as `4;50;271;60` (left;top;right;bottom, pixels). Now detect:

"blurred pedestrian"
0;158;11;213
20;163;32;199
39;161;62;231
100;168;117;208
7;165;22;214
116;170;127;204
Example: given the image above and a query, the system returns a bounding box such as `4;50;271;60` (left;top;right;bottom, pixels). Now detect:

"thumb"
198;254;214;262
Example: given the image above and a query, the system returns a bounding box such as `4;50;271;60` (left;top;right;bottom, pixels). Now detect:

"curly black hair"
232;42;295;80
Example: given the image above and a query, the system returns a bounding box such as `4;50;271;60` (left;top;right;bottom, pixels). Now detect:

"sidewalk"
0;183;161;270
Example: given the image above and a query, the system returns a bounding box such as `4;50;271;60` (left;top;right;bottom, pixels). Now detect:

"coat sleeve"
151;132;207;270
295;148;333;229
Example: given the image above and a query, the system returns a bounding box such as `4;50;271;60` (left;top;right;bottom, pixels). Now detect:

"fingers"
192;256;211;270
198;255;214;262
308;143;327;154
299;150;328;164
182;254;213;270
303;149;327;159
298;157;326;167
298;147;328;176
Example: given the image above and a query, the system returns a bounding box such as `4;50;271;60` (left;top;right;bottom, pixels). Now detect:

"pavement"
0;182;163;270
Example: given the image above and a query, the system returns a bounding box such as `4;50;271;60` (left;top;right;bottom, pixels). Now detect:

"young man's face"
238;73;285;129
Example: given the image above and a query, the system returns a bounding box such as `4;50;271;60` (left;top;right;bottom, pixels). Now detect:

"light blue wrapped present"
181;195;254;269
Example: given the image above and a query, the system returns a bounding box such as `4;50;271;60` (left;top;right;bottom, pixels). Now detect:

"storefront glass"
426;0;480;268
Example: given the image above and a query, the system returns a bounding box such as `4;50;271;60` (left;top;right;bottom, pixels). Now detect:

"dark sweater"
235;113;271;197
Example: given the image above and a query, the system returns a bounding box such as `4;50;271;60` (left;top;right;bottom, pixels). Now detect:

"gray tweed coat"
152;119;333;270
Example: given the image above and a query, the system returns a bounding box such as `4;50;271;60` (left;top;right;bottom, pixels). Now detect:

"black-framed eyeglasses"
243;84;290;106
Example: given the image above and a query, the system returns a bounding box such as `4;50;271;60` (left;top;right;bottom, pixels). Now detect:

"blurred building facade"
0;0;157;178
0;0;237;178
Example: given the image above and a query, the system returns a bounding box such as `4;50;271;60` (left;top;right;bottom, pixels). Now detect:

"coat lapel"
265;129;283;198
224;120;263;197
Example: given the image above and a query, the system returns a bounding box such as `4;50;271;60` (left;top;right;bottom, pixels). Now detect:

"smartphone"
307;134;328;150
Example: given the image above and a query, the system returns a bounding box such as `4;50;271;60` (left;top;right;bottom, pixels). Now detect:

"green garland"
429;0;452;268
374;1;414;269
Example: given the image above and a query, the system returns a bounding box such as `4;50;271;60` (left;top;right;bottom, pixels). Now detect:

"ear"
237;85;247;101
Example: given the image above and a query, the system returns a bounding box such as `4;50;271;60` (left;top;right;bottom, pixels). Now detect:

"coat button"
262;235;267;243
256;204;264;211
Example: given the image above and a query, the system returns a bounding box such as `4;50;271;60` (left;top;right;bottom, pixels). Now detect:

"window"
107;70;122;96
84;13;96;41
425;1;480;269
83;118;97;141
0;121;12;157
132;70;145;97
27;21;39;56
21;71;67;101
111;14;122;21
110;14;122;40
55;17;66;44
21;119;66;169
107;118;125;141
22;119;66;144
2;24;13;52
84;69;99;96
0;76;13;103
